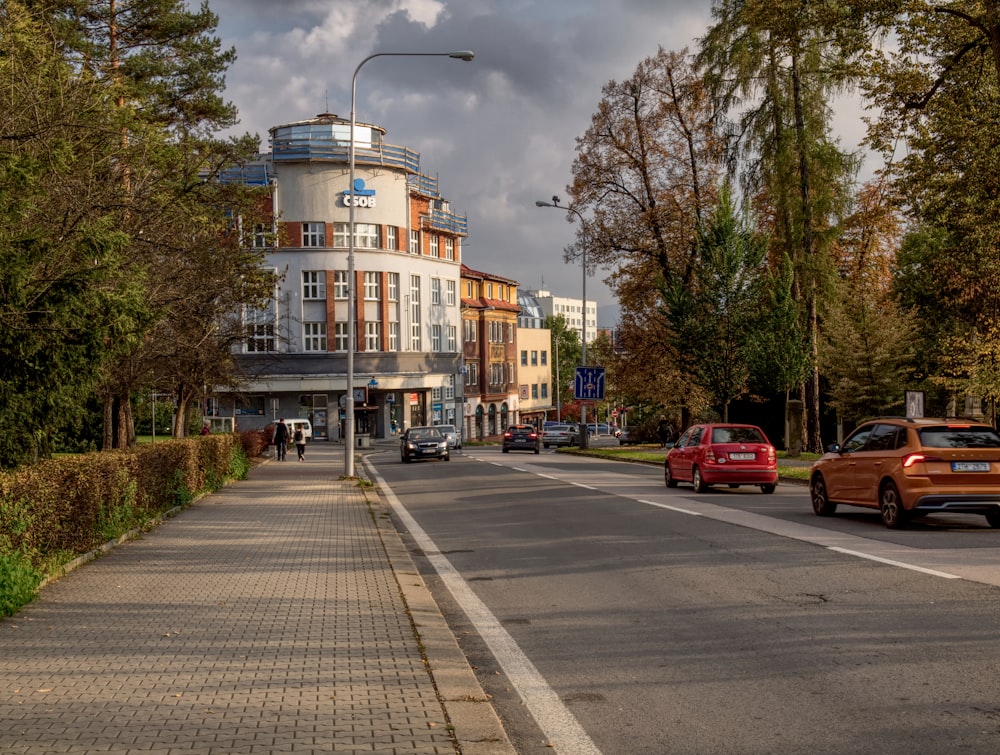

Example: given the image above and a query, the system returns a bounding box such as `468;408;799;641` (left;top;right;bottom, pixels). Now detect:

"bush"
0;433;246;616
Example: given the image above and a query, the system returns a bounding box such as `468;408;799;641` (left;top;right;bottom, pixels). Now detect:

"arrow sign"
574;366;605;401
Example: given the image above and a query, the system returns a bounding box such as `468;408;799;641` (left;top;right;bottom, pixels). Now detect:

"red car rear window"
711;427;766;444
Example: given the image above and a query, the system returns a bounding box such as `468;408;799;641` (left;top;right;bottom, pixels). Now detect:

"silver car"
436;424;462;450
542;423;579;448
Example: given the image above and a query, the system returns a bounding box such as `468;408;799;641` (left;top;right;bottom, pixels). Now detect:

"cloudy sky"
208;0;862;326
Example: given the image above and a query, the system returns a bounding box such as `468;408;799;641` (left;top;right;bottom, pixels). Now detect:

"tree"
0;2;142;467
546;314;581;420
699;0;862;450
662;186;771;421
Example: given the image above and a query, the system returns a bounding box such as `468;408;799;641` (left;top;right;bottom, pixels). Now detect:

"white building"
217;113;465;440
522;287;597;345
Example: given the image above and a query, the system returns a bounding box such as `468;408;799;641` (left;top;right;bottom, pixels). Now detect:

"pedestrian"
273;418;290;461
294;426;306;461
657;416;673;449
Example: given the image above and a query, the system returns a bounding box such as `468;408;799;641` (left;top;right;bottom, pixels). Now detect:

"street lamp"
344;49;474;477
535;196;589;449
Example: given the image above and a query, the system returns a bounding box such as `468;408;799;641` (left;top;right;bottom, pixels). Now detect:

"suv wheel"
693;466;709;493
879;481;907;529
810;475;837;516
986;510;1000;529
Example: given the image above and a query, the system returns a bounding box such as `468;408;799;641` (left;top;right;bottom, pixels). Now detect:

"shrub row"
0;431;266;617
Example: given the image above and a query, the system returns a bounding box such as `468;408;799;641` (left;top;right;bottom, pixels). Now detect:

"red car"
664;424;778;494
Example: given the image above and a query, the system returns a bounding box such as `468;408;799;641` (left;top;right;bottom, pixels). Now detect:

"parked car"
502;424;541;454
586;422;618;437
436;423;462;450
618;427;643;445
542;423;579;448
400;426;450;463
665;424;778;493
810;417;1000;529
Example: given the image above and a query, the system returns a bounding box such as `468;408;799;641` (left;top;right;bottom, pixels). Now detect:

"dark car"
502;424;541;454
665;423;778;493
400;426;450;463
810;417;1000;529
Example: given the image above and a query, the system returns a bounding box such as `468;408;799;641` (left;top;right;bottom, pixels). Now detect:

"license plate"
953;461;989;472
729;452;756;461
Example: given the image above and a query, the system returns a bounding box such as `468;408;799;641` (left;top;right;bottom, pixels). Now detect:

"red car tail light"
503;432;512;439
704;447;717;463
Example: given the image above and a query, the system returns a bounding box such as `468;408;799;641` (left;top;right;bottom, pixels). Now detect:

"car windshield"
711;427;765;443
409;429;441;440
918;426;1000;448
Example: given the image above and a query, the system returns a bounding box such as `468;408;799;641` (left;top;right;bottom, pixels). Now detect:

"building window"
303;322;327;351
429;235;439;257
508;362;515;385
541;350;548;366
445;374;455;400
531;350;538;366
364;271;380;300
532;384;539;399
447;325;457;352
333;222;378;248
464;319;477;343
431;324;442;352
446;280;456;306
445;238;455;260
387;272;399;302
431;278;441;305
252;223;269;248
487;282;493;299
410;275;421;350
389;321;399;351
302;222;325;247
386;225;398;250
466;363;478;386
365;321;381;351
466;281;473;297
334;322;348;352
302;271;325;300
333;270;348;299
245;304;276;353
541;383;548;399
410;230;420;255
521;350;528;366
432;386;443;401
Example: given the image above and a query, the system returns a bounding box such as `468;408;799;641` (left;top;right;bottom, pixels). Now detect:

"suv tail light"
902;452;943;468
503;431;512;439
705;447;717;464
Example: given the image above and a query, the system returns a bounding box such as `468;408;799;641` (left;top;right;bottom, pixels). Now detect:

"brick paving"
0;442;512;755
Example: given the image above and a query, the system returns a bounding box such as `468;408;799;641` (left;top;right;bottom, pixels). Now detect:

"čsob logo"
342;178;376;208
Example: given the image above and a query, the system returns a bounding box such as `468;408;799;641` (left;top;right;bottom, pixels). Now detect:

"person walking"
293;426;306;461
273;419;290;461
657;416;673;449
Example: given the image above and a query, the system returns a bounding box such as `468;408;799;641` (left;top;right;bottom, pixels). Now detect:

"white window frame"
389;321;399;351
303;322;327;352
431;324;442;352
365;321;381;351
445;237;455;260
364;271;380;301
302;222;325;247
409;230;420;255
387;272;399;302
302;271;326;300
429;235;439;257
410;274;421;350
446;280;456;306
333;271;348;300
334;322;348;352
386;225;398;250
431;278;441;305
447;325;457;352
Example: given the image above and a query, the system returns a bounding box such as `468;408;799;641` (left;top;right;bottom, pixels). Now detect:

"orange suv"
810;417;1000;529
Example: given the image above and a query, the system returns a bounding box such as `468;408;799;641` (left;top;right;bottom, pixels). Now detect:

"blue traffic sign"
575;366;605;401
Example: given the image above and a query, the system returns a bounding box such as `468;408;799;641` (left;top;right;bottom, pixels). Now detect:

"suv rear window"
918;426;1000;448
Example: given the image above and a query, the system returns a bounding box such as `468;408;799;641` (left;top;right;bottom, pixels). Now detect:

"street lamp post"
344;49;474;477
535;197;589;449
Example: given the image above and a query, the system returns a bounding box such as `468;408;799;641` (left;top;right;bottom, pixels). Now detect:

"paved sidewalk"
0;442;513;755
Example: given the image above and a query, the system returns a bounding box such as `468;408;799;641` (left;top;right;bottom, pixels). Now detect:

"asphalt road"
368;446;1000;755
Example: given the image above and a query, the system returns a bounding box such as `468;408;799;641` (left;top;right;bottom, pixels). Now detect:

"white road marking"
367;464;603;755
640;500;703;516
827;547;962;579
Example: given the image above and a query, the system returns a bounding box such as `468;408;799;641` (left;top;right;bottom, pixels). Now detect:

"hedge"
0;431;265;617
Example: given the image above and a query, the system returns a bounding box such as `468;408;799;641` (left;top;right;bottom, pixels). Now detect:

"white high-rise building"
522;288;597;345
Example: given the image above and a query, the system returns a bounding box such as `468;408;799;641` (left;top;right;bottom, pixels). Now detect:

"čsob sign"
342;178;376;208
